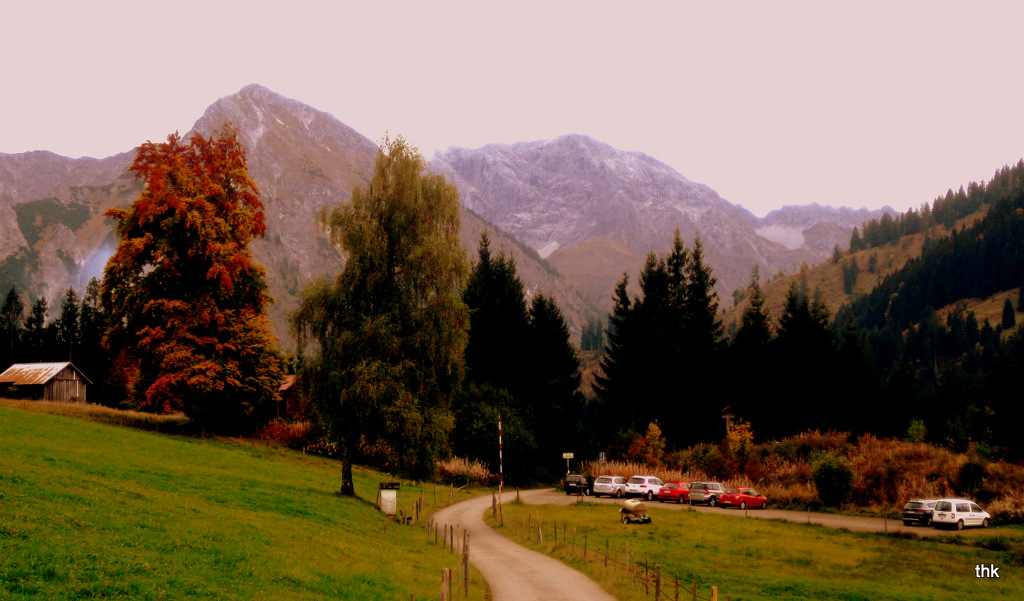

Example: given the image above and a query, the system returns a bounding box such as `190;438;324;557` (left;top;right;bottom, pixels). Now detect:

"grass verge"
0;403;486;600
488;500;1023;601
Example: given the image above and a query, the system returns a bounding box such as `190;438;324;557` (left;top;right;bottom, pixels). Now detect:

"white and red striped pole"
498;414;504;493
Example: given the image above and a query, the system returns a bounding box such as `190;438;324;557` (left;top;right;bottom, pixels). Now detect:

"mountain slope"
431;137;886;310
0;85;593;346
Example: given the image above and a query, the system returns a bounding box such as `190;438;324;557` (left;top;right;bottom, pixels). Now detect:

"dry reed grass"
0;397;189;430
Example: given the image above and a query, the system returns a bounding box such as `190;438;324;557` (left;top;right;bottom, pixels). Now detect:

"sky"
2;1;1022;217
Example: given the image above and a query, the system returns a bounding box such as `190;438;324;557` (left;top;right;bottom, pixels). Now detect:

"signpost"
563;452;574;473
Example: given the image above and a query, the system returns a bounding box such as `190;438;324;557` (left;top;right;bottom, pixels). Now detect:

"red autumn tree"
102;125;283;430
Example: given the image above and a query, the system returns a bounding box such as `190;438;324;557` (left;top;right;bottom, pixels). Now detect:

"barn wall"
43;366;87;403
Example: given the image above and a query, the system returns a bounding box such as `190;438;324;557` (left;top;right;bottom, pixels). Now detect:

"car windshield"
935;501;952;511
664;483;679;489
628;477;644;484
596;477;611;483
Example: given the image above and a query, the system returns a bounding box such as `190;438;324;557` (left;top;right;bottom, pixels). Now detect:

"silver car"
593;475;628;498
688;481;726;506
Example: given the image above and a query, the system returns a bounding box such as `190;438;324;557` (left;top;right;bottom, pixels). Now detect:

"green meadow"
0;404;484;600
491;500;1023;601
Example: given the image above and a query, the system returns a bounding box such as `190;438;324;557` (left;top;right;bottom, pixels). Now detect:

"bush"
957;460;987;498
255;419;312;448
812;453;854;507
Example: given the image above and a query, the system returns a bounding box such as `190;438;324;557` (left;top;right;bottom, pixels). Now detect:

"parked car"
720;487;768;510
593;475;628;498
931;498;990;530
563;474;593;496
625;475;664;500
657;481;690;503
688;481;726;506
901;499;938;526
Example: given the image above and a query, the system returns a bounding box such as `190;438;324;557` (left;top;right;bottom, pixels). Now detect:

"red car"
657;481;690;503
720;487;768;510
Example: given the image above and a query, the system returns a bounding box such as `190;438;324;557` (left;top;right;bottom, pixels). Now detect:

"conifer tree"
462;232;530;400
23;297;49;362
525;293;585;478
1002;297;1017;329
55;288;80;362
0;286;24;369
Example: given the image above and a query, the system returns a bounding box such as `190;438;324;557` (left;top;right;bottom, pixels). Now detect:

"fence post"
692;581;697;601
584;533;587;559
440;568;451;601
711;586;718;601
463;533;470;598
674;573;679;601
645;558;649;595
604;539;609;567
655;565;662;601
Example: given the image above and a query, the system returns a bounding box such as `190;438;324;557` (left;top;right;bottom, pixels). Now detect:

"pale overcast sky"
2;1;1021;217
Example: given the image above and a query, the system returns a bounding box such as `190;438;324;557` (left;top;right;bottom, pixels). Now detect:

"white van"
931;498;990;530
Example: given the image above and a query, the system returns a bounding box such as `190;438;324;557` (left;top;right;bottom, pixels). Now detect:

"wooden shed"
0;362;92;403
278;374;301;418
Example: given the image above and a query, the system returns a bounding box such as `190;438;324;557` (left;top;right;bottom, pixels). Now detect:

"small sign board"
378;482;400;516
562;452;574;459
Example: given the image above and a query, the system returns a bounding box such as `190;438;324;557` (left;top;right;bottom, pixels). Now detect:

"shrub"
255;419;312;448
812;453;854;507
957;460;987;498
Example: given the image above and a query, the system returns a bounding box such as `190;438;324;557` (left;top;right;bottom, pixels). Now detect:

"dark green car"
563;474;593;496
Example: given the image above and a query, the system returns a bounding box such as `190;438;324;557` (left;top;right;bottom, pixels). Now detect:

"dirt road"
431;490;618;601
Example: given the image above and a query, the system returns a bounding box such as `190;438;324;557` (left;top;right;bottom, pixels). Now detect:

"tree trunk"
339;440;356;496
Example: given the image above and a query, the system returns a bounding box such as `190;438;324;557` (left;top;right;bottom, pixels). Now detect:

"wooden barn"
0;362;92;403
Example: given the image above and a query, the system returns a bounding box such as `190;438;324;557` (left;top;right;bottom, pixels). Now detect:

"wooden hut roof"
0;362;93;386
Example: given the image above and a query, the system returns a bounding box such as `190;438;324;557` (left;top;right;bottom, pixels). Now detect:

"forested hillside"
588;161;1024;462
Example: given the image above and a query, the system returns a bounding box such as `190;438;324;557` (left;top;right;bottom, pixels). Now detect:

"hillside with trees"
594;161;1024;461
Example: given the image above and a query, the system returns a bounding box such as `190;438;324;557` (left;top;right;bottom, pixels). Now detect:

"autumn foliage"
102;126;282;429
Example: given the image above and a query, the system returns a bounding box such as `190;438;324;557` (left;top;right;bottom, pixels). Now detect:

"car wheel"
903;520;912;526
761;501;768;510
645;491;654;501
708;496;717;507
740;501;747;510
616;489;623;499
957;520;964;531
924;516;931;526
565;490;571;496
982;518;990;528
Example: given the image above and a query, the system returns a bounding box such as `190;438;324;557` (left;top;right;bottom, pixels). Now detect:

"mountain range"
0;84;890;346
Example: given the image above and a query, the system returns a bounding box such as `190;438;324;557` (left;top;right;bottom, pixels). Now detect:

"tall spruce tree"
54;288;80;362
23;298;50;363
0;286;25;369
454;233;532;477
525;292;585;478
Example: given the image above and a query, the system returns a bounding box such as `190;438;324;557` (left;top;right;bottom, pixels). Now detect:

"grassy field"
489;500;1023;601
0;403;486;600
